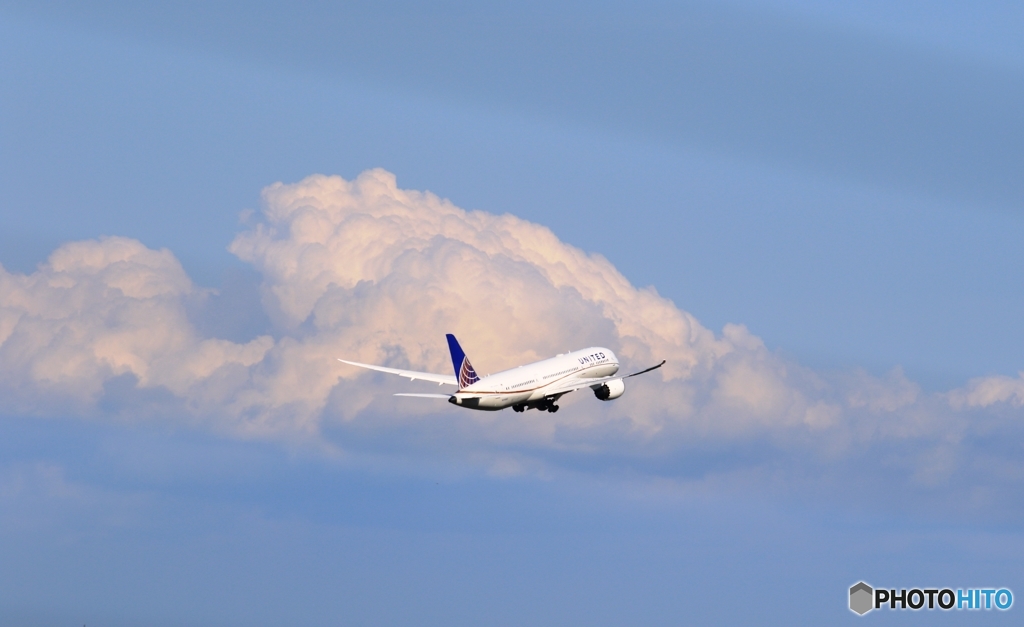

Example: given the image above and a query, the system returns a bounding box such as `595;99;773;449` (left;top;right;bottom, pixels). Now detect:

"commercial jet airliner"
339;334;664;412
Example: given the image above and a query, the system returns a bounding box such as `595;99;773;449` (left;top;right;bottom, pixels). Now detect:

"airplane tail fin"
446;333;480;389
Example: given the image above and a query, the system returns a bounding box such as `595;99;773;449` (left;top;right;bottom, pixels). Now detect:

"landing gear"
515;397;560;413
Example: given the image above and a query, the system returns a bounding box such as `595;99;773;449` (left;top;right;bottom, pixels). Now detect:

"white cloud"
0;237;271;419
1;169;1022;500
225;169;867;445
948;372;1024;409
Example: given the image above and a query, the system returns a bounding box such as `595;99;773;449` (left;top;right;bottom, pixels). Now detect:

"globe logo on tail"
446;333;480;390
459;357;480;389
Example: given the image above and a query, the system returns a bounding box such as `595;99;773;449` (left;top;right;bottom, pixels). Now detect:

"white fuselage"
449;347;619;410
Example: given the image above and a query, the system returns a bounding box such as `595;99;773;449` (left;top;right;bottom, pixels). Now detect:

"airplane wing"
337;359;458;386
622;360;667;379
542;360;666;397
394;393;454;399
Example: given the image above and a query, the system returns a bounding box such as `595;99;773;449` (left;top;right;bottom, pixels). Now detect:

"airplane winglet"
624;360;666;378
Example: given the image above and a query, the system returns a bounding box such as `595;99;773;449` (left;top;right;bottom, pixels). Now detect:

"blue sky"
2;2;1023;625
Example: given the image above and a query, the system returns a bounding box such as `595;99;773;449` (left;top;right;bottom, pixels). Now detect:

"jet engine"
593;378;625;401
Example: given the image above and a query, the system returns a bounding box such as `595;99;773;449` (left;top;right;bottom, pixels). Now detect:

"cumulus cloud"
226;170;856;443
1;169;1022;507
0;237;271;420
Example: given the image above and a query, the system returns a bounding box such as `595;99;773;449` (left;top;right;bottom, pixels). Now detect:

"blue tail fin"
446;334;480;389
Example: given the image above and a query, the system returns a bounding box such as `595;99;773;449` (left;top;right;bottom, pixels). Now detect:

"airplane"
338;334;665;413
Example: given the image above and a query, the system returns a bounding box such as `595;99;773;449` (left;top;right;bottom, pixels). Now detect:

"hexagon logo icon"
850;582;874;615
